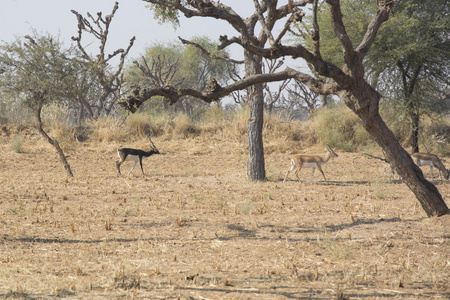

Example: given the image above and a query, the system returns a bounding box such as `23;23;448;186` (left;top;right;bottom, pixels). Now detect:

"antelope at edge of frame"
116;136;160;176
389;152;449;181
283;145;338;184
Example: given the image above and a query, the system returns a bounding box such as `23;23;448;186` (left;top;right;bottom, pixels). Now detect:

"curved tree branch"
118;67;340;112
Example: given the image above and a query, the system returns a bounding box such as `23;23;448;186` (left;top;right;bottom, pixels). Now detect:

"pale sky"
1;0;258;62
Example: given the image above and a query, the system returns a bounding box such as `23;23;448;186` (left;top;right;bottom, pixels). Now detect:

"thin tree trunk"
79;97;94;120
319;94;327;107
410;112;420;153
245;51;265;181
36;99;74;177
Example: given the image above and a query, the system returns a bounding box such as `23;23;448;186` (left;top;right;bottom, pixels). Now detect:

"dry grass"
0;120;449;299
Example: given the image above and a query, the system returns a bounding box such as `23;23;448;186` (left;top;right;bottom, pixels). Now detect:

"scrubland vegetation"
6;102;447;155
1;105;449;299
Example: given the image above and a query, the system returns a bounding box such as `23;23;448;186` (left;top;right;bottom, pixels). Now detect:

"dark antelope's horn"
147;135;157;150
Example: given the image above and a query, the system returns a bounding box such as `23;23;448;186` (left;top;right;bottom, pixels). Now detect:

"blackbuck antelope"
283;145;338;184
410;152;449;181
388;152;449;181
116;136;160;176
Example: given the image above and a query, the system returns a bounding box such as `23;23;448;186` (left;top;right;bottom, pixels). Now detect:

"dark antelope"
116;136;160;176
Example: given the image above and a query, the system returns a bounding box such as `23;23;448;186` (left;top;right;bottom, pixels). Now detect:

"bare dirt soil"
1;129;449;299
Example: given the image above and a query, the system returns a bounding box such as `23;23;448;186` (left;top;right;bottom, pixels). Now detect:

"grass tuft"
10;134;24;153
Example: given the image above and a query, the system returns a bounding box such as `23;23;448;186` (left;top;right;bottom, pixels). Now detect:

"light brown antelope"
116;136;160;176
283;145;338;183
388;152;449;181
410;152;449;181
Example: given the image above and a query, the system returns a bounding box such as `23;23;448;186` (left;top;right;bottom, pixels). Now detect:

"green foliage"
298;0;376;68
0;31;84;109
0;93;34;124
371;0;450;74
147;2;180;28
313;104;370;152
299;0;450;151
10;134;24;153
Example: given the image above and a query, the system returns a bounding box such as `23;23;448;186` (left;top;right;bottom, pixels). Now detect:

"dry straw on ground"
0;117;449;299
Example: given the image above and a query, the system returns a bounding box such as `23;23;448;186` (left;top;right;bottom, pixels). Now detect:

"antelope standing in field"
283;145;338;184
116;136;160;176
388;152;449;181
409;152;449;181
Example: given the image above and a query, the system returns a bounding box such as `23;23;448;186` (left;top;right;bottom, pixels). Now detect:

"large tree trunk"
36;99;74;178
368;115;446;216
245;51;265;181
341;90;448;217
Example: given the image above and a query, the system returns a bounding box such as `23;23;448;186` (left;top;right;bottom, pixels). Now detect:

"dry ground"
0;129;449;299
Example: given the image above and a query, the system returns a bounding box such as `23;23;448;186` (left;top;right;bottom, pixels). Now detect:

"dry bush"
6;102;447;157
420;117;450;155
172;113;201;138
220;106;248;142
312;104;370;152
38;104;79;150
263;112;314;154
125;112;151;137
199;104;227;136
125;111;168;138
88;116;129;143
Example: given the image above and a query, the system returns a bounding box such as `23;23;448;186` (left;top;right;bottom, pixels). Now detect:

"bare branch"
133;54;183;87
325;0;355;63
311;0;321;57
178;36;244;64
253;0;276;46
355;1;395;57
71;2;135;117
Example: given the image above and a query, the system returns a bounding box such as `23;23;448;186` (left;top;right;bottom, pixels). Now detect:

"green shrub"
312;104;370;151
11;134;24;153
379;104;410;145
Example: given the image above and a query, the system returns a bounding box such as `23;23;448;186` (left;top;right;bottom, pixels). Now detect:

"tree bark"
36;99;74;178
340;90;448;217
319;94;328;107
410;111;420;153
370;116;446;216
245;51;266;181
